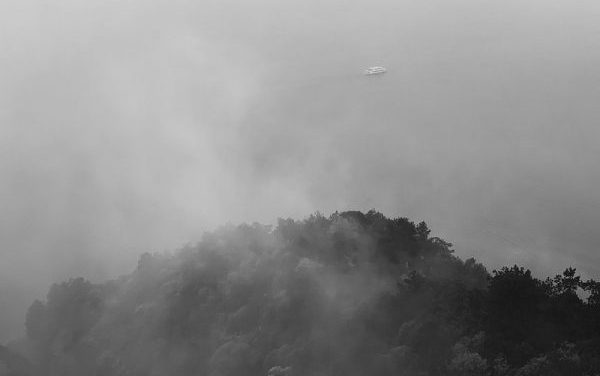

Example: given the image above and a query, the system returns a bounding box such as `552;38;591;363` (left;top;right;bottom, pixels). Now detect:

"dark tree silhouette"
9;211;600;376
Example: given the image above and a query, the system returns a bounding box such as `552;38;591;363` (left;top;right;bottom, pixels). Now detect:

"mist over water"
2;0;600;342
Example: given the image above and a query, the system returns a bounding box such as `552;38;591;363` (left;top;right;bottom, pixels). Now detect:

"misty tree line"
2;210;600;376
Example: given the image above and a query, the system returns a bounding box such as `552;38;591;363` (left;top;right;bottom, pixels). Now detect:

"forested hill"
4;211;600;376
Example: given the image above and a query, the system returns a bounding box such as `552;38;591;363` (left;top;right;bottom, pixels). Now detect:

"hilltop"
3;210;600;376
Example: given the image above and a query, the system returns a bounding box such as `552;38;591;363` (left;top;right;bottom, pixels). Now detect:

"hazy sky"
2;0;600;341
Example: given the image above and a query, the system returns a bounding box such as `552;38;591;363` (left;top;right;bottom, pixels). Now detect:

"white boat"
364;66;387;75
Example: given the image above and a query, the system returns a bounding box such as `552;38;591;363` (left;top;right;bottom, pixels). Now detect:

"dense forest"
2;210;600;376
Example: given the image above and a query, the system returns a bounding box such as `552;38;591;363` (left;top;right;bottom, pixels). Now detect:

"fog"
2;0;600;342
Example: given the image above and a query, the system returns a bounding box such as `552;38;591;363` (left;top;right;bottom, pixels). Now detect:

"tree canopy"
6;210;600;376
